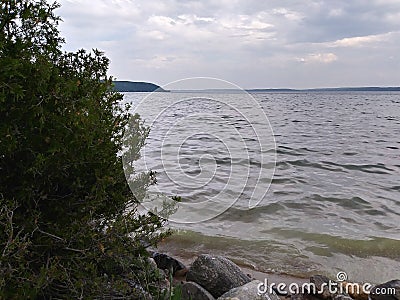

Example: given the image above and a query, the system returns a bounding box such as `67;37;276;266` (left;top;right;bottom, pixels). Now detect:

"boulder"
152;252;187;276
291;294;308;300
339;281;368;300
181;281;215;300
186;254;251;298
309;275;335;300
370;280;400;300
147;257;158;273
218;280;280;300
333;294;354;300
290;294;321;300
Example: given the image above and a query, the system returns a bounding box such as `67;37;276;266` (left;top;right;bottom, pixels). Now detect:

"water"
123;91;400;283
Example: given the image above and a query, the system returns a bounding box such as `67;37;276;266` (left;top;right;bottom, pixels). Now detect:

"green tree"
0;1;169;298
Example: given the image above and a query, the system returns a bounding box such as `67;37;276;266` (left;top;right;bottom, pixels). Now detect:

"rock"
309;275;336;300
332;294;354;300
291;294;308;300
181;282;215;300
147;257;158;272
290;294;321;300
186;254;251;298
218;280;280;300
370;280;400;300
152;252;187;276
339;282;368;300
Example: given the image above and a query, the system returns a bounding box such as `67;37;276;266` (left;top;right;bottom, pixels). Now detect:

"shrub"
0;1;169;298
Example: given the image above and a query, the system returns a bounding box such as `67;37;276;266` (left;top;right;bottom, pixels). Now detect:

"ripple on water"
124;91;400;283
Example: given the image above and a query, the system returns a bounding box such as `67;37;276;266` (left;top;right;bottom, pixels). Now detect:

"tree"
0;1;168;298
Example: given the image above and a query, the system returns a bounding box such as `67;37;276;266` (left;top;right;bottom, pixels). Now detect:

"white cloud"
178;15;215;24
298;53;338;63
330;33;392;47
148;15;177;28
272;8;303;21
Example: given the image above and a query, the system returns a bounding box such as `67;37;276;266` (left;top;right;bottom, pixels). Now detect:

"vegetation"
0;0;169;298
112;81;166;93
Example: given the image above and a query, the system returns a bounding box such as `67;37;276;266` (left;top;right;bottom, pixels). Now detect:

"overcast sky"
56;0;400;89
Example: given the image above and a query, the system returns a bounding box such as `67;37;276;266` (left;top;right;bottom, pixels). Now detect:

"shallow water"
123;91;400;283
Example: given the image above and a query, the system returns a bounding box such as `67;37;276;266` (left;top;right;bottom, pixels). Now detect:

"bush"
0;1;169;298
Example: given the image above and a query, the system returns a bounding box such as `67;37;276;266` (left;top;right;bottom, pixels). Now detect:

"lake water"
123;91;400;283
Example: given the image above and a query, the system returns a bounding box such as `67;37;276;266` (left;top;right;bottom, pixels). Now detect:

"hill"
113;81;166;92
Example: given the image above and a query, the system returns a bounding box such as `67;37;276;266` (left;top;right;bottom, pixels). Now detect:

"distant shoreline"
172;87;400;93
114;81;400;93
246;86;400;92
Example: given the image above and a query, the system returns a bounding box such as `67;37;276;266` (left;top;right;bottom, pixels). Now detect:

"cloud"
271;8;303;21
330;32;393;47
298;53;338;64
55;0;400;88
289;0;400;43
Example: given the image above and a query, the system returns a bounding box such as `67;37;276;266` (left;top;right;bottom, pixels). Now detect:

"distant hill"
112;81;167;92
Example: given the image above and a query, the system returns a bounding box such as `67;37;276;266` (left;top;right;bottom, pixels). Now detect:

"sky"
56;0;400;89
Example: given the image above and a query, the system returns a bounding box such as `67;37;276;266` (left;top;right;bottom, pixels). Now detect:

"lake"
123;91;400;283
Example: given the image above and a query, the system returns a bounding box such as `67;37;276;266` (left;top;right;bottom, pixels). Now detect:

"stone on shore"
186;254;251;298
339;281;369;300
370;280;400;300
290;294;321;300
181;281;215;300
309;275;335;300
218;280;280;300
332;294;354;300
152;252;187;276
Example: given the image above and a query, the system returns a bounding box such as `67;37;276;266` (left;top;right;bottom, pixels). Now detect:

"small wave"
342;152;358;156
311;194;371;210
322;161;394;174
271;177;298;184
280;159;344;172
264;227;400;259
216;203;286;222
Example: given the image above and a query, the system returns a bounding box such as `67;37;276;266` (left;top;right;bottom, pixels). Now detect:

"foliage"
0;0;170;298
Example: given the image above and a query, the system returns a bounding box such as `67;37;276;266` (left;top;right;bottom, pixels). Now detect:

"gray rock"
291;294;308;300
333;294;354;300
147;257;158;273
181;281;215;300
290;294;321;300
186;254;251;298
309;275;336;300
339;282;368;300
370;280;400;300
152;252;187;276
218;280;280;300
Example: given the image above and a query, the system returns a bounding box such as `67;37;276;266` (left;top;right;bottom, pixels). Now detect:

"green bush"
0;1;169;298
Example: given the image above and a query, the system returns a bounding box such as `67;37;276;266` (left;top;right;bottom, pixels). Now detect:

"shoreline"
156;241;309;286
155;228;400;285
151;235;399;300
